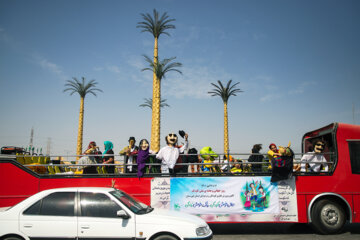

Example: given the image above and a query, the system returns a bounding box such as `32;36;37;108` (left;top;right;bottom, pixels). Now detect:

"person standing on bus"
267;143;280;171
120;137;139;173
300;139;329;172
102;141;115;174
136;139;156;178
248;144;264;172
156;132;188;175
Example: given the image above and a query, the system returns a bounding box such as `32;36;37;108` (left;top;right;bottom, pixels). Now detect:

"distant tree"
137;9;176;152
208;80;242;155
139;98;170;109
142;55;182;151
63;77;102;157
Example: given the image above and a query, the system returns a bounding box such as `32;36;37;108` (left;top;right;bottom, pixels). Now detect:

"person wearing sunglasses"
300;139;329;172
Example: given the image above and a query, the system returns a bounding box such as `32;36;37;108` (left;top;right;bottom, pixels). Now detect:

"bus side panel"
296;194;308;223
38;177;153;204
0;162;39;207
353;194;360;223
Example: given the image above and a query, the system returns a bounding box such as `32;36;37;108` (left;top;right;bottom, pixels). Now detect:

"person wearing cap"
120;137;139;173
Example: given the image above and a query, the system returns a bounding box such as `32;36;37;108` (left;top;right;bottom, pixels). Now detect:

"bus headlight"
196;225;210;236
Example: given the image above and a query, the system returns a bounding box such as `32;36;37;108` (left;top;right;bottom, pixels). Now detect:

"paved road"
210;223;360;240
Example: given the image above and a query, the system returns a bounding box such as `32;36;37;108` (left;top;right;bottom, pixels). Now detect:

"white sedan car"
0;187;212;240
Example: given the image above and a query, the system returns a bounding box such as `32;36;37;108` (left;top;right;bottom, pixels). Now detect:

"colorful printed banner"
170;177;278;214
151;176;298;222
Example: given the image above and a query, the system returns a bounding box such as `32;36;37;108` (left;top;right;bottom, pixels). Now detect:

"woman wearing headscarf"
102;141;115;173
81;141;99;174
136;139;156;178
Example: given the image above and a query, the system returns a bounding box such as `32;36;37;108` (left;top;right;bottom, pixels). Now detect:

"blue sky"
0;0;359;156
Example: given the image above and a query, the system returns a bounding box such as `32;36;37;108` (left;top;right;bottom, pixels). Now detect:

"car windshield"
110;189;153;214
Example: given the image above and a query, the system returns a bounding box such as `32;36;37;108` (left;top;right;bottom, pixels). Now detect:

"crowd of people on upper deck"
76;131;330;177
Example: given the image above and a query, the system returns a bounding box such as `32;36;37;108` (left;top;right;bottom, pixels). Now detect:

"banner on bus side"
151;176;298;222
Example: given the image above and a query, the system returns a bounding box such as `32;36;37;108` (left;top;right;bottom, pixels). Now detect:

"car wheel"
153;234;178;240
3;236;23;240
311;199;346;234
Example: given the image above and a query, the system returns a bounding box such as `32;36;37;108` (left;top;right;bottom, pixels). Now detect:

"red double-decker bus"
0;122;359;234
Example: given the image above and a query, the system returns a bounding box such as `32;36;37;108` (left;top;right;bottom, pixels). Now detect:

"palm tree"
208;80;243;155
142;55;182;151
139;98;170;109
137;9;175;152
63;77;102;157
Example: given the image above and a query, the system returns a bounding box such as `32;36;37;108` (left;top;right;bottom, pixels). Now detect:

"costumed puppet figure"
120;137;139;173
270;141;294;182
156;132;189;174
200;146;219;173
300;139;328;172
136;139;156;178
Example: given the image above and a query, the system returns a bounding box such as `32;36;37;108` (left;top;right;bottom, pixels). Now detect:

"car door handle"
81;225;90;229
23;224;33;228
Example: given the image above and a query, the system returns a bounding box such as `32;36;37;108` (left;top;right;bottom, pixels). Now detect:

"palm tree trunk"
224;102;229;156
151;37;161;152
76;97;84;158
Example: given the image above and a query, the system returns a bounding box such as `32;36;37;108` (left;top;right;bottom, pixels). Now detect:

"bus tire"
311;199;346;234
153;234;178;240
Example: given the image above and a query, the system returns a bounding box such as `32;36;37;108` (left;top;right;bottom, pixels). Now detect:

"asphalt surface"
209;223;360;240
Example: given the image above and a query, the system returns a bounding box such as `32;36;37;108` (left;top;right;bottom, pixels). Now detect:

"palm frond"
142;55;182;81
208;80;243;103
139;98;170;109
63;77;102;98
137;9;175;38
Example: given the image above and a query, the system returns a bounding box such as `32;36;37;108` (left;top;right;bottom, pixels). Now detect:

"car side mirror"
117;210;130;219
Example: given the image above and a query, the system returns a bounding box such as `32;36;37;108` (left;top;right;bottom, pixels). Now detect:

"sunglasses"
315;143;325;147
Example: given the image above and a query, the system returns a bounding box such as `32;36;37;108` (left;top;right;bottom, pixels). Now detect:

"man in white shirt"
156;132;189;174
301;139;328;172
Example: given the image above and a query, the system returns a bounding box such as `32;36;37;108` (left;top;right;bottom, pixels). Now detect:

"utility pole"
29;127;34;154
46;137;51;156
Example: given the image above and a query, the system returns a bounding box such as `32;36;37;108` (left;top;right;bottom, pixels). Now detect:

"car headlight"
196;225;211;236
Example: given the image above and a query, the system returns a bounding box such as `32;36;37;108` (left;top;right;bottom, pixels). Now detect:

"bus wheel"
311;199;346;234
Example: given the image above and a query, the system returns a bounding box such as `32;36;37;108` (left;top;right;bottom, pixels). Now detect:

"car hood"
136;208;206;226
0;207;11;212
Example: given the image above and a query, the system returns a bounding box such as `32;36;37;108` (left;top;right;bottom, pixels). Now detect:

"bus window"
302;133;336;173
348;140;360;174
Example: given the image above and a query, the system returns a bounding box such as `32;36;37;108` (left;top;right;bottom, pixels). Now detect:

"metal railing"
1;152;336;177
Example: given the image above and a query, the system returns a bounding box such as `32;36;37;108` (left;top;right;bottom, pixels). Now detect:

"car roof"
41;187;117;193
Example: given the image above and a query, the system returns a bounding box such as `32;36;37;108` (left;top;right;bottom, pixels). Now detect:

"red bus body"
1;122;359;229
